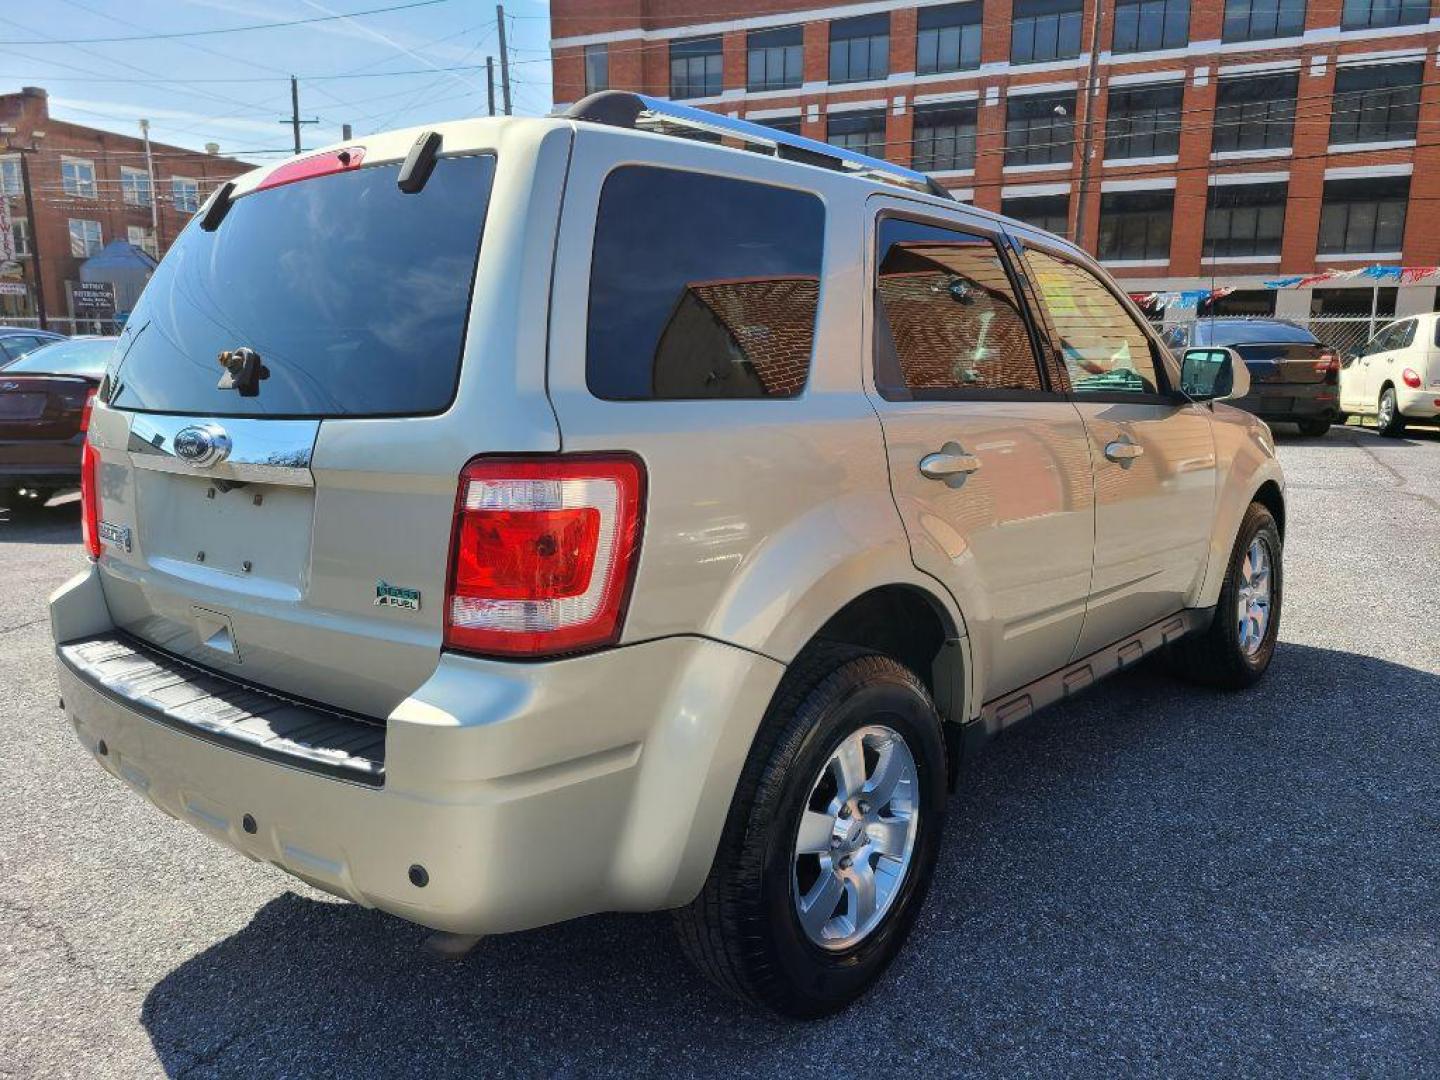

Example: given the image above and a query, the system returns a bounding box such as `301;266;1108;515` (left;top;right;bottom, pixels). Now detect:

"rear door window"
108;154;496;417
586;165;824;400
873;217;1044;398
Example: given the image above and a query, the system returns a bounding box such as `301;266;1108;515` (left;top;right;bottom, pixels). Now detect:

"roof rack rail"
558;91;954;201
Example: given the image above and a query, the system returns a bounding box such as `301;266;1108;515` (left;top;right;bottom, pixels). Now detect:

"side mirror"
1180;346;1250;402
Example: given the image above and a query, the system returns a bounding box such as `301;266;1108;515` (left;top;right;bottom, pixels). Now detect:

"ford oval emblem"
172;424;232;468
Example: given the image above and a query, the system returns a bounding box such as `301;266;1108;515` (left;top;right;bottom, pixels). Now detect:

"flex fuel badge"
375;580;421;611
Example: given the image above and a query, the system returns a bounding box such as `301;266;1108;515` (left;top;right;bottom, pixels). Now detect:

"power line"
0;0;455;46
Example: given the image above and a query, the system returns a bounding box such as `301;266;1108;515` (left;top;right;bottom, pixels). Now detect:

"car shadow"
1271;420;1440;446
0;493;82;543
139;643;1440;1076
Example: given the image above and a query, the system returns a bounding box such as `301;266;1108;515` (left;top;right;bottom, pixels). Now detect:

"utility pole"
486;56;496;117
495;5;512;115
280;75;319;154
1072;0;1105;250
139;119;159;255
16;151;47;330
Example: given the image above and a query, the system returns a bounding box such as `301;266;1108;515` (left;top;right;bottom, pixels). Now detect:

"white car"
1340;314;1440;436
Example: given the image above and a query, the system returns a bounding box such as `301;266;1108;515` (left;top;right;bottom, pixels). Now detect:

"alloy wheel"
1236;536;1273;657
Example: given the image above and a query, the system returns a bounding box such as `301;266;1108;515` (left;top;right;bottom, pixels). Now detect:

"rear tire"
1296;419;1330;437
1168;502;1281;690
1376;386;1406;438
674;645;948;1019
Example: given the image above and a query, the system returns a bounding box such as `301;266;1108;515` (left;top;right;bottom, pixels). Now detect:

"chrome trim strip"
127;414;319;488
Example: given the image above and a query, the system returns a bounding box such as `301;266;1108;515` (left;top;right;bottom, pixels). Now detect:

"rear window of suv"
107;154;495;418
586;165;825;400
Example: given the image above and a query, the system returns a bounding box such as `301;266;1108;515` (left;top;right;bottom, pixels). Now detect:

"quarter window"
1212;74;1297;153
1342;0;1428;30
587;167;825;401
1005;91;1077;167
670;36;723;99
1098;189;1174;262
61;158;97;198
917;3;982;75
748;26;803;91
1011;0;1084;64
1330;62;1422;145
912;103;978;172
1205;182;1288;257
830;14;890;83
1318;176;1409;255
68;217;103;257
584;44;609;94
828;110;887;157
1105;83;1183;159
1024;249;1161;395
873;218;1043;397
1112;0;1190;53
1222;0;1306;42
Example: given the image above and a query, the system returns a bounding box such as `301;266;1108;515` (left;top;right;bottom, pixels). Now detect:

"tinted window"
829;110;887;157
1113;0;1189;52
1098;189;1174;262
2;337;116;378
1005;91;1077;167
912;103;978;172
1012;0;1084;63
587;167;824;401
1205;182;1288;258
109;155;494;417
1223;0;1306;41
830;14;890;83
1025;250;1160;394
1193;320;1318;346
1105;83;1183;159
1002;194;1071;237
1213;74;1298;152
917;3;982;74
873;218;1042;398
748;26;803;91
1343;0;1427;30
671;37;723;99
1317;176;1408;255
1330;62;1422;145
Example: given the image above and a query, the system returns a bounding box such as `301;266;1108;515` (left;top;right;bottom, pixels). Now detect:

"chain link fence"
1149;316;1382;358
0;317;126;337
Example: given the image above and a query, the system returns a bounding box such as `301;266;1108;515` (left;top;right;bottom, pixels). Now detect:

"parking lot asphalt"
1;421;1438;1079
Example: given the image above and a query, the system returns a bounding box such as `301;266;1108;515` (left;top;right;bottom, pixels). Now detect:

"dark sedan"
0;337;115;507
1166;319;1340;436
0;326;66;364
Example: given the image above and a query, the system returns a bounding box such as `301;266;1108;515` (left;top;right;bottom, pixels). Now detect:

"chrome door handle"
1104;439;1144;464
919;450;981;481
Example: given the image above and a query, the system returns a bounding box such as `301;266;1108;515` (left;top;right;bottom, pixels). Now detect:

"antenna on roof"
559;91;954;202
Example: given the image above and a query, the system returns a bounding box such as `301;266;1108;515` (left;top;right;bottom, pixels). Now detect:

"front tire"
1168;502;1281;689
1376;386;1407;437
674;646;948;1018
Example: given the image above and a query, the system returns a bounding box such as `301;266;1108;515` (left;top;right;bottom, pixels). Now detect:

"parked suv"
1339;313;1440;436
51;95;1285;1018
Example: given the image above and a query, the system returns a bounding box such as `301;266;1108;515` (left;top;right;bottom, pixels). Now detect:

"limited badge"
374;580;421;611
97;521;132;553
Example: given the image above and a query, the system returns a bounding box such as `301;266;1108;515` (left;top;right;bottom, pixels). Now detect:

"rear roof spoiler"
557;91;954;202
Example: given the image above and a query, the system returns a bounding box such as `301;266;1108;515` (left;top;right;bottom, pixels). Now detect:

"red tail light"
80;387;96;432
444;455;645;658
80;440;101;559
1402;368;1422;389
1316;352;1340;381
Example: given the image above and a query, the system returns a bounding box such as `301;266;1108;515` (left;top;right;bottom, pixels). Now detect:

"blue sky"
2;0;554;162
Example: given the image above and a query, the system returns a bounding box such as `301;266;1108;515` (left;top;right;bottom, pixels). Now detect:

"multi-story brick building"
1;86;248;327
550;0;1440;324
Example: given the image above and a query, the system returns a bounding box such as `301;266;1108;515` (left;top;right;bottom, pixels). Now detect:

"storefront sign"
70;280;117;315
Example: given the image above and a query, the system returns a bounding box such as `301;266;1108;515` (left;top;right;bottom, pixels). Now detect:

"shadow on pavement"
0;497;81;544
140;643;1440;1076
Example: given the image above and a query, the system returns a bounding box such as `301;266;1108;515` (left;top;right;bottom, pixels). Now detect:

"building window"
584;44;609;94
0;156;20;197
1099;189;1174;261
1105;83;1183;159
1318;176;1409;254
1005;91;1076;167
1112;0;1190;53
917;3;982;75
828;110;887;157
10;217;30;256
754;115;803;136
1342;0;1428;30
913;102;978;172
748;26;803;92
1002;193;1071;236
68;217;103;257
1011;0;1084;65
171;177;200;214
127;224;158;259
829;13;890;83
586;166;825;400
1222;0;1306;42
121;166;152;207
1204;182;1287;257
670;36;722;99
1212;74;1297;153
61;158;97;198
1330;62;1422;145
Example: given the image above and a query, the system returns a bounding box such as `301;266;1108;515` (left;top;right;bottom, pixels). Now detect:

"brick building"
1;86;248;327
550;0;1440;324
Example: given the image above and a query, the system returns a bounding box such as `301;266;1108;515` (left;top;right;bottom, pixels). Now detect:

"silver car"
51;94;1284;1018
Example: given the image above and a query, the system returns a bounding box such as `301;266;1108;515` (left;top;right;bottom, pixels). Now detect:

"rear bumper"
1231;387;1338;423
1396;386;1440;420
51;565;784;935
0;434;82;487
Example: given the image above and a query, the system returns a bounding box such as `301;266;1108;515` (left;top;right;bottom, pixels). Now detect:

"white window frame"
127;224;158;258
0;155;21;197
69;217;103;258
10;217;30;257
121;165;152;207
171;175;200;214
61;157;98;199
